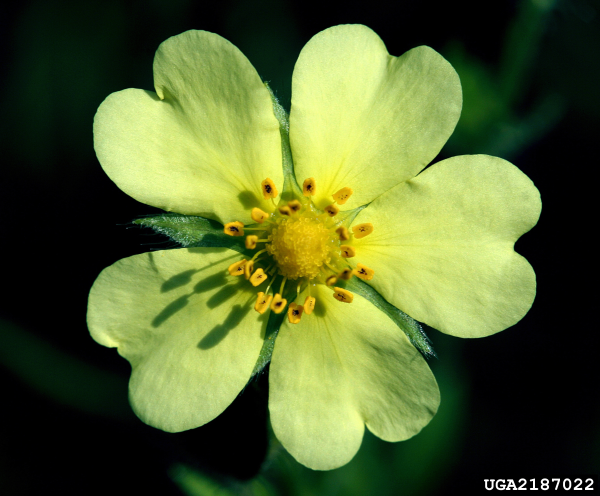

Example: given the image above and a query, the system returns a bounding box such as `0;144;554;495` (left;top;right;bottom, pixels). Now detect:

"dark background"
1;0;598;494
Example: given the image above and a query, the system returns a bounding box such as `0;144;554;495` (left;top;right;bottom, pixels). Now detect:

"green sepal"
133;213;249;255
343;277;436;359
250;276;299;377
265;83;302;202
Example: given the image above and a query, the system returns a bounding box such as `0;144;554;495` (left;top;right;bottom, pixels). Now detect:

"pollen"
352;223;373;239
261;178;278;199
224;221;244;236
278;205;292;216
333;287;354;303
324;204;339;217
332;187;353;205
251;208;269;223
267;215;334;280
244;260;255;279
336;226;350;241
254;292;273;314
340;245;355;258
288;200;302;213
303;177;316;197
245;235;258;249
337;268;353;280
353;263;374;281
287;302;304;324
270;293;287;314
249;268;267;286
228;259;247;276
303;296;316;314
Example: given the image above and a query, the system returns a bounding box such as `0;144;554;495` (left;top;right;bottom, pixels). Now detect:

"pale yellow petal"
289;25;461;210
87;248;266;432
94;30;282;223
269;285;439;470
354;155;541;337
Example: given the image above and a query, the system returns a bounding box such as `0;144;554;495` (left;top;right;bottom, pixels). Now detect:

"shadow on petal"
198;303;252;349
192;272;228;294
206;283;239;309
152;294;190;328
161;269;199;292
238;190;262;210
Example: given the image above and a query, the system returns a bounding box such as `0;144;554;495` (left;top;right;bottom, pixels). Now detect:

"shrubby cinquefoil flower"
88;25;540;470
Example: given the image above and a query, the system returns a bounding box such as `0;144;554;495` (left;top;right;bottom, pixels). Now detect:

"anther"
325;204;339;217
287;303;304;324
261;178;278;199
353;263;374;281
325;275;338;286
303;178;316;197
336;226;350;241
352;223;373;239
340;245;356;258
250;268;267;286
224;221;244;236
278;205;292;216
303;296;316;315
244;260;255;279
332;187;353;205
333;287;354;303
251;207;269;223
288;200;302;213
245;235;258;249
270;293;287;314
254;292;273;314
228;259;247;276
337;268;353;280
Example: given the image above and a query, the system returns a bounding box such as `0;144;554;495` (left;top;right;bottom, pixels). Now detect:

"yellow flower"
87;25;540;471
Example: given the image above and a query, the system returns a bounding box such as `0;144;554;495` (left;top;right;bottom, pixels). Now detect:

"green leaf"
133;213;248;254
343;278;436;359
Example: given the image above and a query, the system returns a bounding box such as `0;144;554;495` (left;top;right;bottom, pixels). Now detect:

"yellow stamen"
336;226;350;241
261;178;278;199
340;245;356;258
303;177;316;197
337;268;353;280
325;275;337;286
251;207;269;223
278;205;292;216
249;268;267;286
254;292;273;314
224;221;244;236
228;259;247;276
288;200;302;213
244;260;255;279
332;187;353;205
324;204;339;217
270;293;287;314
287;302;304;324
245;235;258;249
303;296;316;315
333;287;354;303
352;223;373;239
353;263;374;281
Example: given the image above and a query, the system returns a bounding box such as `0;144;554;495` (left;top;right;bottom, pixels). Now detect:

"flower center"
267;212;336;280
223;177;375;323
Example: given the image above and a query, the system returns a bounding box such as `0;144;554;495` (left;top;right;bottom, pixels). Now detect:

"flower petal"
353;155;541;338
269;284;439;470
94;30;282;223
289;24;461;210
87;247;266;432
